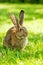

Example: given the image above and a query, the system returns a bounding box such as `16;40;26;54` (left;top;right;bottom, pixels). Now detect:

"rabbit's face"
19;26;28;37
15;26;28;40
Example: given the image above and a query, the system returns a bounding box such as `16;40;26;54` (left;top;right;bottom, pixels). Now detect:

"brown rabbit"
3;10;28;50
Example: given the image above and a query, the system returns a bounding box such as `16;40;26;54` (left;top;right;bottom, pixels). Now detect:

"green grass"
0;3;43;65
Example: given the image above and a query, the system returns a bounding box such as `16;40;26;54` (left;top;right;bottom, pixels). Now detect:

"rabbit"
3;10;28;50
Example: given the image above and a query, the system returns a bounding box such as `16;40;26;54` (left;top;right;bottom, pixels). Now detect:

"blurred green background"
0;0;43;65
0;0;43;3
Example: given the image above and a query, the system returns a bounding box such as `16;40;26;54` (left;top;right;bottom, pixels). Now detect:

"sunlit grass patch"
25;19;43;34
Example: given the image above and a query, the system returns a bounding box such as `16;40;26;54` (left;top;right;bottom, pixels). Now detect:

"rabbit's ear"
9;13;18;26
19;10;24;26
9;13;19;31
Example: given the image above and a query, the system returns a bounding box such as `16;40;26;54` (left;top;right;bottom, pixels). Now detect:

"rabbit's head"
9;10;28;39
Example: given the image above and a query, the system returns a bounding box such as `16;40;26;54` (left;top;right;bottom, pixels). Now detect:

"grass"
0;3;43;65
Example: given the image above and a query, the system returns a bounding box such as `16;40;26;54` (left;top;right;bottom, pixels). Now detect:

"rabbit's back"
3;27;16;48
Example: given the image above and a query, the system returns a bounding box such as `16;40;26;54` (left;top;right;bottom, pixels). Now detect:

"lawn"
0;3;43;65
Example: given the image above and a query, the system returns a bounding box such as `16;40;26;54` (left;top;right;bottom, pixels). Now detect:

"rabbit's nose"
24;31;28;37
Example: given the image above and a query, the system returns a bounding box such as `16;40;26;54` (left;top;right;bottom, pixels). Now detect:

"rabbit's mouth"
15;34;25;40
15;32;28;40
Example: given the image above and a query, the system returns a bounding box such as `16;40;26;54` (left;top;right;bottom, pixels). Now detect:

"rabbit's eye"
20;28;22;31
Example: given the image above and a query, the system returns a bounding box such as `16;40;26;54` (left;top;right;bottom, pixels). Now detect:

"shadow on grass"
0;7;43;23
